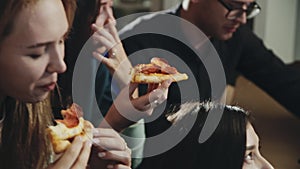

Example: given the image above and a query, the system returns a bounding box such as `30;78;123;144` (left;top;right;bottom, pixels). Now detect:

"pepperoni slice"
161;66;177;74
55;103;83;128
151;57;178;74
140;64;161;74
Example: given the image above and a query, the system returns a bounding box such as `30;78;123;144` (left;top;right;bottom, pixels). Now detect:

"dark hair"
161;101;249;169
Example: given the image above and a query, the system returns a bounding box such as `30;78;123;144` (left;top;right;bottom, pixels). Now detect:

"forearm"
99;104;136;132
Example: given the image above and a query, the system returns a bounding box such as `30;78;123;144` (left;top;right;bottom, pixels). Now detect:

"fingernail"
92;128;99;134
86;140;92;147
92;51;98;56
166;79;172;86
92;138;100;145
75;136;83;142
98;152;106;158
107;164;114;169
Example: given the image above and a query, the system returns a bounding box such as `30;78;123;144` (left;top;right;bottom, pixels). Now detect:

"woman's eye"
244;152;253;163
58;38;65;45
28;54;42;59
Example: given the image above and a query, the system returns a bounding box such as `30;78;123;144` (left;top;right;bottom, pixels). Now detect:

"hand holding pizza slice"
130;57;188;84
47;103;94;154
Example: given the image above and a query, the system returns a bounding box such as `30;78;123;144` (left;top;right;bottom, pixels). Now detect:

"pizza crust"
132;72;188;84
130;58;188;84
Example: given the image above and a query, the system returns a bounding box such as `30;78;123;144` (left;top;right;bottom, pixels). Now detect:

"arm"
100;81;171;132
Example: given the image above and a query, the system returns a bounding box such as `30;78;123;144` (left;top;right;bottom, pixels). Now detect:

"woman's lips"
41;82;56;91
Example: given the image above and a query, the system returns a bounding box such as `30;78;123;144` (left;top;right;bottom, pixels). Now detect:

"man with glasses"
119;0;300;168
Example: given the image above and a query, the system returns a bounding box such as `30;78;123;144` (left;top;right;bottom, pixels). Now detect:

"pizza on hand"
130;57;188;84
47;103;94;154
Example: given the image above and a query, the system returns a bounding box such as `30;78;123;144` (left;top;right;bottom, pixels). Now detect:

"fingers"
150;79;172;105
147;83;159;93
106;19;120;42
92;137;126;151
95;2;113;27
92;24;115;48
104;5;116;24
92;128;127;151
160;79;173;89
53;136;92;169
107;164;132;169
71;141;93;169
99;150;131;167
93;51;111;66
128;83;139;97
93;24;116;43
92;128;120;138
92;21;119;44
55;136;83;168
91;128;131;167
134;79;172;108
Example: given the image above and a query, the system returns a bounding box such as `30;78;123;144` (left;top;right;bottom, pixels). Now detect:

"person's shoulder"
119;5;179;36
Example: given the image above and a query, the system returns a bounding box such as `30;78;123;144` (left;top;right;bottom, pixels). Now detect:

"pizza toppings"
55;103;83;128
150;57;177;74
135;57;178;75
130;57;188;83
47;103;94;154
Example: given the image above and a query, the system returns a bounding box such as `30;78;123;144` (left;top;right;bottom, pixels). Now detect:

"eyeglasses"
218;0;261;20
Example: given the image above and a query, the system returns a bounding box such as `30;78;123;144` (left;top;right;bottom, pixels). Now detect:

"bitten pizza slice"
46;103;93;154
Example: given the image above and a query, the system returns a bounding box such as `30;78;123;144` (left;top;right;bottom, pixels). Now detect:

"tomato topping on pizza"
56;103;83;128
47;103;94;154
130;57;188;84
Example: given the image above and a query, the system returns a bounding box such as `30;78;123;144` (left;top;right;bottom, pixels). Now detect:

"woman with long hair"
0;0;167;168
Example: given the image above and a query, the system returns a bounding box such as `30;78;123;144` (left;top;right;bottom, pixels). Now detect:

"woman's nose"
260;156;274;169
47;45;67;74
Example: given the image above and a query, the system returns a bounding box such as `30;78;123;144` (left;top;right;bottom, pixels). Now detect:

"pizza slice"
130;57;188;84
46;103;93;154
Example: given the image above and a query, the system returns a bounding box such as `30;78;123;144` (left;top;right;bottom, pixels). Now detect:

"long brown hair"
0;0;76;168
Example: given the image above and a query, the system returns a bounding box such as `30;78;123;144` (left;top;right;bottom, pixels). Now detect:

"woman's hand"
47;136;92;169
91;21;132;89
88;128;131;169
101;80;172;132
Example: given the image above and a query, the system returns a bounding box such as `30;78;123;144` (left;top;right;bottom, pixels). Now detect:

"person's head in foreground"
165;101;274;169
0;0;75;168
